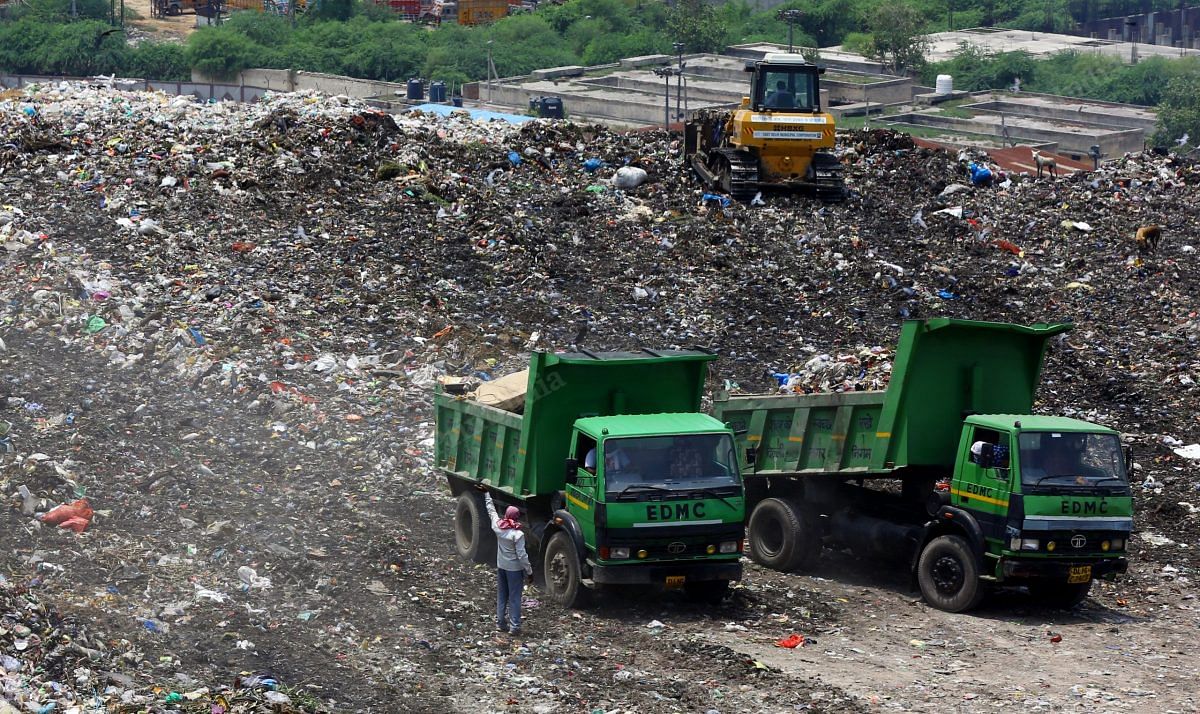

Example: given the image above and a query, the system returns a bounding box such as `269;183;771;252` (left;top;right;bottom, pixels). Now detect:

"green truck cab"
714;318;1132;612
436;349;746;607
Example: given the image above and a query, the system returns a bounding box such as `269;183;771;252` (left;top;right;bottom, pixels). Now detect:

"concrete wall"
887;112;1145;155
824;76;912;106
965;99;1158;131
1;73;266;103
193;68;414;100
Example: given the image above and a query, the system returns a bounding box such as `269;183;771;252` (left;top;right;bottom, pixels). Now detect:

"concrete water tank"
935;74;954;96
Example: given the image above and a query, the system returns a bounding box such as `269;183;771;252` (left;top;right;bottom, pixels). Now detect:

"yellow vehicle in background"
685;53;844;201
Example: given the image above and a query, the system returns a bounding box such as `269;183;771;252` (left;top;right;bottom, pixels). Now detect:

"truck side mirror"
745;447;756;466
1124;446;1133;475
565;458;578;485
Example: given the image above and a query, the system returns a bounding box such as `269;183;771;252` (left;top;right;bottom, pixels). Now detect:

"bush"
124;42;190;81
186;25;263;79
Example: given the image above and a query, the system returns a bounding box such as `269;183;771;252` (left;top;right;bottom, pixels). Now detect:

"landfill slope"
1;84;1198;712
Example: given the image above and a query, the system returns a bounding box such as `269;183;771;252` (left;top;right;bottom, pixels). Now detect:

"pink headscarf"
498;506;521;530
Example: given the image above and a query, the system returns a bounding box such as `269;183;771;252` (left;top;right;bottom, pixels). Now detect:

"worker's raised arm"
484;492;501;529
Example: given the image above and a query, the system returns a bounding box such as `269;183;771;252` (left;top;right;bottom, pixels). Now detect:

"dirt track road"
705;558;1200;713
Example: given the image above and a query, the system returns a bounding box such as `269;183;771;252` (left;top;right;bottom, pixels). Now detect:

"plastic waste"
614;166;648;189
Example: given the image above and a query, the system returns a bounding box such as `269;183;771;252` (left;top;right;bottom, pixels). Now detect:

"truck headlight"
1110;538;1124;551
1010;538;1040;551
610;547;630;560
719;541;739;554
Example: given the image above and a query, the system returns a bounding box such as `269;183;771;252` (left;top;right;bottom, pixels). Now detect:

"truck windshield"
604;434;739;496
1018;431;1128;491
756;68;816;111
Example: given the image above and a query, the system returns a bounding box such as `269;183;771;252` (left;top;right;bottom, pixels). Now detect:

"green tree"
864;2;929;73
186;25;263;79
667;0;726;53
1151;74;1200;149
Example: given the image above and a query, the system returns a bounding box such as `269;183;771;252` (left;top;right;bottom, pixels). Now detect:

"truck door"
954;427;1014;542
569;431;599;546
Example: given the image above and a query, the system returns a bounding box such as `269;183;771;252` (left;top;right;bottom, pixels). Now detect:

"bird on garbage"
1177;133;1190;147
569;309;592;352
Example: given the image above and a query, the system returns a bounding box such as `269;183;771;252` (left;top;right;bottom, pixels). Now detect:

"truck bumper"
1000;556;1128;581
588;560;743;586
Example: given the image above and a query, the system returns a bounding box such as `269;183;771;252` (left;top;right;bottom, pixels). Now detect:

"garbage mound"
2;81;1200;710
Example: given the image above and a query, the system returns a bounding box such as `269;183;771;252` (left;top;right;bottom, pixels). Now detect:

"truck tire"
917;535;985;612
543;531;589;608
684;579;730;604
1029;580;1091;609
747;498;821;571
453;492;495;565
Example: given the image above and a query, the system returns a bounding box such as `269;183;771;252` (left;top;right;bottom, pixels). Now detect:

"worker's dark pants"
496;568;524;631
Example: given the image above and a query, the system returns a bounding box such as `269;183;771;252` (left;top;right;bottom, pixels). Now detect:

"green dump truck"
714;318;1132;612
436;349;746;606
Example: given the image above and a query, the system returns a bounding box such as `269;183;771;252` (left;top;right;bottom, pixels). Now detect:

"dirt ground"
125;0;196;41
2;328;1196;713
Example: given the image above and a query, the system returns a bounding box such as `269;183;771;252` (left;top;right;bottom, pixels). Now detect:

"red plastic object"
41;498;94;533
774;634;805;648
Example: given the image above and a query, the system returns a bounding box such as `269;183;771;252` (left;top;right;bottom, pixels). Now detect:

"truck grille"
604;528;743;560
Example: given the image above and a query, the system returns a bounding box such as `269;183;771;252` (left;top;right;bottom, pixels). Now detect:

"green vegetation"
2;0;1199;147
921;44;1200;109
0;0;188;80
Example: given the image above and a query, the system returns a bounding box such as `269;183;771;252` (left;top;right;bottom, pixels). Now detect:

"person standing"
483;491;533;635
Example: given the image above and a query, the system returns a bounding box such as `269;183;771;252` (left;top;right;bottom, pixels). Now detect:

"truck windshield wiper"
615;484;671;499
1034;474;1077;487
690;487;736;510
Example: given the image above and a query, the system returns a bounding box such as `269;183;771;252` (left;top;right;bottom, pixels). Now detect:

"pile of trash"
2;80;1200;710
1;578;310;713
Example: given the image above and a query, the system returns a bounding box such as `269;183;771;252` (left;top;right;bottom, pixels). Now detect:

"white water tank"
935;74;954;95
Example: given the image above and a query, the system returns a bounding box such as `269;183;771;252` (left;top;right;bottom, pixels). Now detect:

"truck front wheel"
1029;580;1091;609
543;531;588;608
917;535;985;612
747;498;821;571
453;492;495;564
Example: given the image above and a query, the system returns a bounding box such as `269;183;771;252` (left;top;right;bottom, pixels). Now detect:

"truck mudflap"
587;560;743;586
999;556;1128;581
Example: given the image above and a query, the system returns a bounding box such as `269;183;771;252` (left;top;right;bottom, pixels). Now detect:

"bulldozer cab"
747;54;823;113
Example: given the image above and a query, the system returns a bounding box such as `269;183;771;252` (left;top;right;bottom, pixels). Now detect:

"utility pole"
1126;19;1138;63
778;9;804;53
672;42;684;124
653;66;676;130
487;40;495;103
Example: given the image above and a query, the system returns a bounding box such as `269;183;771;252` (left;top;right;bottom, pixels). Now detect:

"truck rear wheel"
543;531;588;608
917;535;985;612
453;492;495;564
1029;580;1091;609
747;498;821;571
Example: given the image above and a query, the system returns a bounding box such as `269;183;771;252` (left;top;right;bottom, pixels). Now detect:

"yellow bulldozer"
684;53;844;201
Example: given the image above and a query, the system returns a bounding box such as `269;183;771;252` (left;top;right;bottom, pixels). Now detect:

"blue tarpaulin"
408;103;533;125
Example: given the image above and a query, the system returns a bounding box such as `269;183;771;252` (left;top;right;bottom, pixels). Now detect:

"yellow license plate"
1067;565;1092;584
665;575;686;588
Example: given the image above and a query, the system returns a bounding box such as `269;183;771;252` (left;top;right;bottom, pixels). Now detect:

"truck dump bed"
713;319;1071;476
435;349;717;498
